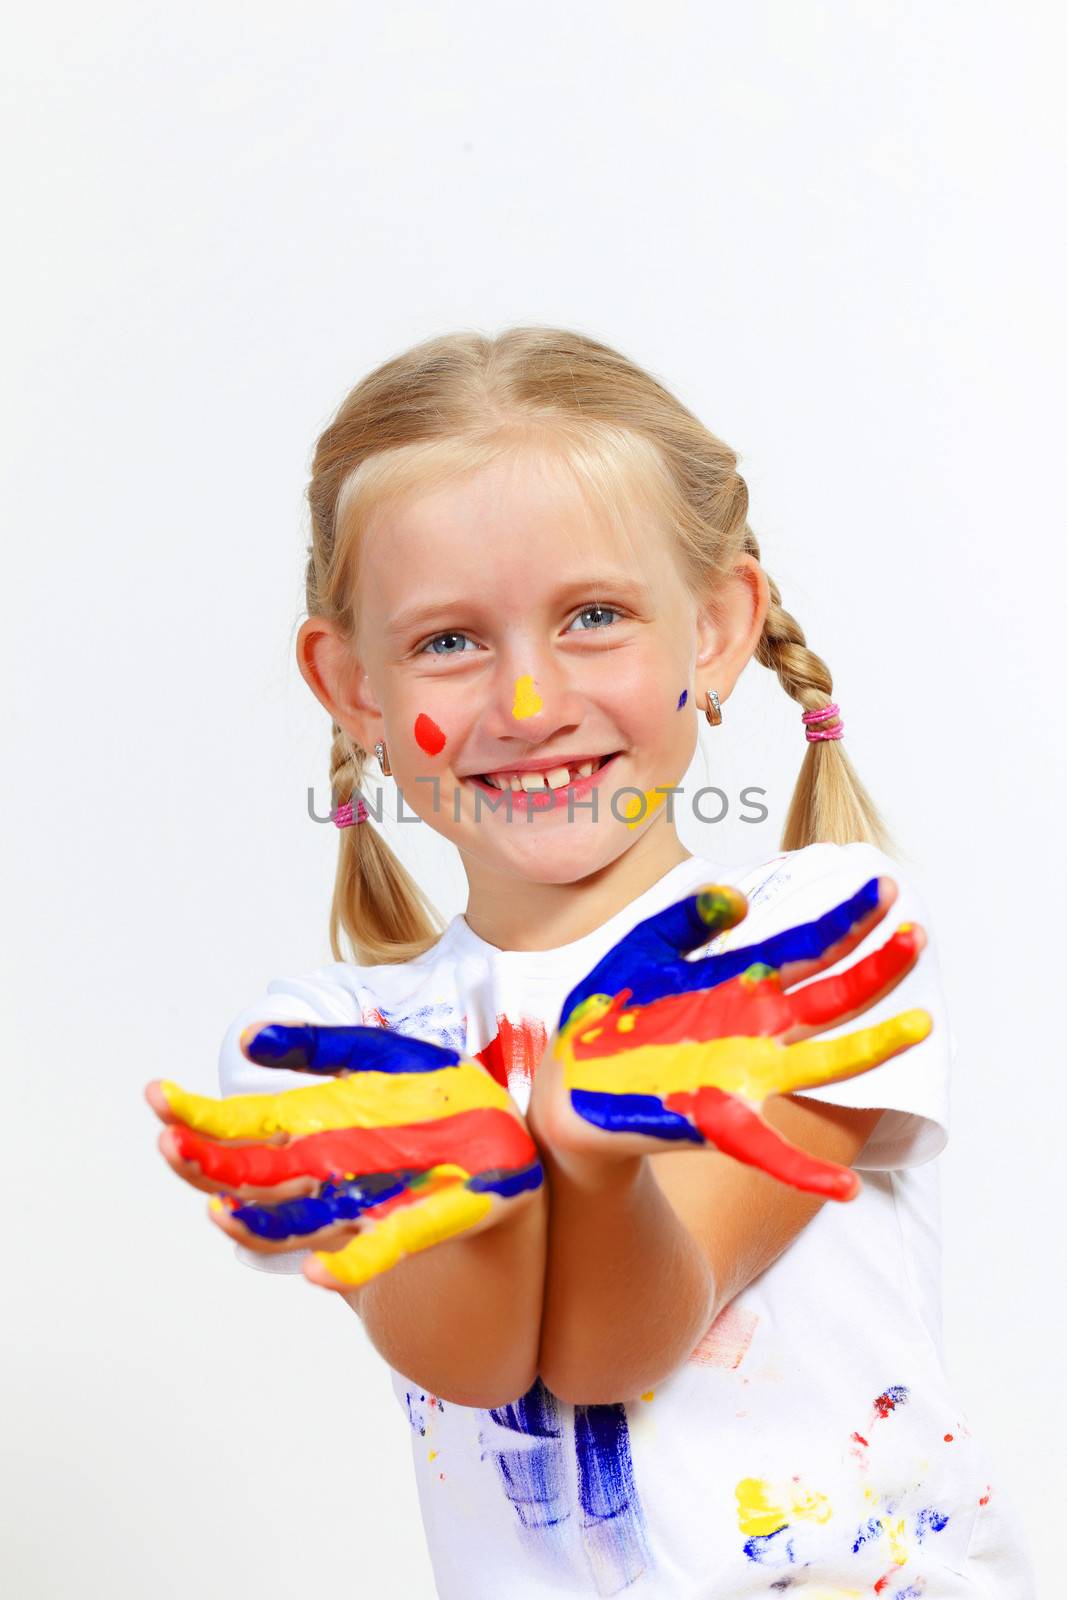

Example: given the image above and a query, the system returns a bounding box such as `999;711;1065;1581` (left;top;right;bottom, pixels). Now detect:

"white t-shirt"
218;842;1034;1598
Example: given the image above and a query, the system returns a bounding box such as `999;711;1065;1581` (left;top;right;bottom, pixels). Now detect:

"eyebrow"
384;574;653;637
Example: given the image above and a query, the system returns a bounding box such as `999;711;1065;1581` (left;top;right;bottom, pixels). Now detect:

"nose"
482;651;585;748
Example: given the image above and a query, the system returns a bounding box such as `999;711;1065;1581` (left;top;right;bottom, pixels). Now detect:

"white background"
3;2;1063;1593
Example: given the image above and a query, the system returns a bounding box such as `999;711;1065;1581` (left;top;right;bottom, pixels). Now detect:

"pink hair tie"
801;702;844;742
333;796;370;828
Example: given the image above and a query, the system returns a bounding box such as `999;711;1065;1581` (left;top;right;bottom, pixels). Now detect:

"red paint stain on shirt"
474;1015;549;1091
687;1300;759;1369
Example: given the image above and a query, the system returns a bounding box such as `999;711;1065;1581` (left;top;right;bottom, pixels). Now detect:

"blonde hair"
305;326;894;966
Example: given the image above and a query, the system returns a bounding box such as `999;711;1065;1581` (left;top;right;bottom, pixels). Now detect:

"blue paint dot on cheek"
677;689;688;710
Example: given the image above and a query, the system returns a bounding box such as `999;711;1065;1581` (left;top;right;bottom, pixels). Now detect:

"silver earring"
704;690;723;727
374;739;392;777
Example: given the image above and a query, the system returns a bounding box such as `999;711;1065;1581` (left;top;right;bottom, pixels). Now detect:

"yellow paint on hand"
559;1010;933;1101
158;1060;514;1141
735;1476;833;1537
511;675;543;719
640;1390;654;1402
313;1180;493;1286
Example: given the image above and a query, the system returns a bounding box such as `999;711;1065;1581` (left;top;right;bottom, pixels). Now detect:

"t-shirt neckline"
445;852;728;977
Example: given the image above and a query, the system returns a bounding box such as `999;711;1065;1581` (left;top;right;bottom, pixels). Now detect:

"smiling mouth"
468;752;620;793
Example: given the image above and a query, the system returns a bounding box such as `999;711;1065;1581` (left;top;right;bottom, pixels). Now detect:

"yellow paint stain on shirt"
511;675;543;719
884;1516;909;1564
428;1449;438;1462
735;1476;833;1537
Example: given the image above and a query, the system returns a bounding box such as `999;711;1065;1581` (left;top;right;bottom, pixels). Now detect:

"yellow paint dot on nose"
512;674;543;719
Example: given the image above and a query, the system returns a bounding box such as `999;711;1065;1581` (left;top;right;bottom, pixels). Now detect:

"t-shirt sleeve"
762;841;954;1170
216;966;365;1276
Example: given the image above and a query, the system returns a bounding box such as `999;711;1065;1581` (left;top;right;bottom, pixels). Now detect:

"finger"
156;1057;513;1141
686;876;886;992
211;1170;416;1249
781;924;924;1041
157;1125;318;1201
771;1008;934;1095
306;1176;496;1290
560;885;749;1019
624;885;749;959
663;1085;859;1201
241;1022;458;1075
215;1157;543;1250
774;876;898;990
165;1105;538;1192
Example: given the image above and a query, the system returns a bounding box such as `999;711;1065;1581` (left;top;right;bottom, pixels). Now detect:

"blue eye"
420;631;477;656
567;604;620;632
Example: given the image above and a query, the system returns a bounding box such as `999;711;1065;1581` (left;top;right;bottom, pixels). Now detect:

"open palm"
146;1026;542;1291
529;875;931;1200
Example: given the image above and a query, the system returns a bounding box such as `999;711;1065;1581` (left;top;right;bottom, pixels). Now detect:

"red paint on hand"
170;1106;535;1188
664;1084;859;1200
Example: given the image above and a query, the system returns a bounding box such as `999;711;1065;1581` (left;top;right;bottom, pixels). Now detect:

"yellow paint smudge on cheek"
511;675;543;719
621;789;667;829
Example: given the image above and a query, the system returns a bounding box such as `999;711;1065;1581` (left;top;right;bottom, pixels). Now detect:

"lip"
465;752;622;812
465;752;613;779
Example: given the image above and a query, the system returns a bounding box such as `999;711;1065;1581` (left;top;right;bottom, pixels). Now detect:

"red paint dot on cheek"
414;712;447;756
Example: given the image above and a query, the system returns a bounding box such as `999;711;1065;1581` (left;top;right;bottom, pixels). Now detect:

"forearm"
537;1149;717;1405
343;1185;547;1408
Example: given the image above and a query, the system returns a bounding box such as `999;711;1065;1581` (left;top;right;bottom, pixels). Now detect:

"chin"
477;826;635;886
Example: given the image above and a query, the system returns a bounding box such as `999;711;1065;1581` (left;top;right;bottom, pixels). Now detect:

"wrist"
541;1138;645;1193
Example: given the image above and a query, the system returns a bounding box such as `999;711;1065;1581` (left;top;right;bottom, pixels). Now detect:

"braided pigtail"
327;722;445;966
743;532;896;855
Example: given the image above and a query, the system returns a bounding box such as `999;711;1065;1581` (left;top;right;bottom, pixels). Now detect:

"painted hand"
529;876;930;1200
145;1026;542;1290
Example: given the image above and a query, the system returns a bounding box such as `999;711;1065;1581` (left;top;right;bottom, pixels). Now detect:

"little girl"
148;328;1034;1597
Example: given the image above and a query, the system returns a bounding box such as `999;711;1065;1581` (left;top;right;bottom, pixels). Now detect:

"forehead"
357;450;682;614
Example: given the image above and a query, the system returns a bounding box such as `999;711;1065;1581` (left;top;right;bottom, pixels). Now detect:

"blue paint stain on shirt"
742;1524;797;1566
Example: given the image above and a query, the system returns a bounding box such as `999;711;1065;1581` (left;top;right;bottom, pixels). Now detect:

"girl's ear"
296;616;384;751
694;554;770;701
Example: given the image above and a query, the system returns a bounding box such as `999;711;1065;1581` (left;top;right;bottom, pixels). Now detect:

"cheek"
413;711;447;756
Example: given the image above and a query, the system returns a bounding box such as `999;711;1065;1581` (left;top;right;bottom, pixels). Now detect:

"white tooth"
509;774;523;790
485;773;506;789
545;765;571;790
575;761;594;778
520;771;548;791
